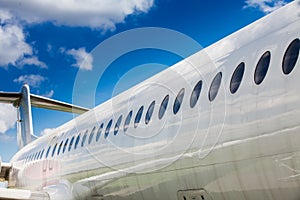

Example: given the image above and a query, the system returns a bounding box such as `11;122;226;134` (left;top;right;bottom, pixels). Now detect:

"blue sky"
0;0;293;161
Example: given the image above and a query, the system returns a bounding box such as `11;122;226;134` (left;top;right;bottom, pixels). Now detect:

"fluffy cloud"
0;0;154;30
0;104;16;134
13;74;46;88
17;56;48;68
0;9;46;68
244;0;288;14
42;90;54;98
41;128;55;136
0;19;32;66
67;48;93;71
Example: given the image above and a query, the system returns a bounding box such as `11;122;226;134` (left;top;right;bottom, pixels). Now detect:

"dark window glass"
63;139;69;154
52;143;57;157
34;152;38;160
134;106;144;128
40;149;44;159
283;39;300;75
209;72;222;102
105;119;113;139
145;101;155;125
173;88;185;114
114;115;122;135
45;146;51;158
230;62;245;94
57;141;63;155
37;152;41;160
81;130;88;147
190;80;202;108
68;136;75;152
74;134;81;149
159;95;169;120
254;51;271;85
88;127;96;144
96;124;103;142
124;111;132;132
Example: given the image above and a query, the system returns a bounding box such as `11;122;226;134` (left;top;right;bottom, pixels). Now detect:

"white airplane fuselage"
7;1;300;200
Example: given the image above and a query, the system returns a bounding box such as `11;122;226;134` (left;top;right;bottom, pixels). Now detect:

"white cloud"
41;128;55;136
0;9;47;68
43;90;54;98
0;9;12;24
67;48;93;71
17;56;47;68
0;104;16;134
244;0;288;14
0;0;154;30
13;74;46;88
0;22;32;66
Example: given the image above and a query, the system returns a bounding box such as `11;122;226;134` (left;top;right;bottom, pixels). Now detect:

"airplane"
0;0;300;199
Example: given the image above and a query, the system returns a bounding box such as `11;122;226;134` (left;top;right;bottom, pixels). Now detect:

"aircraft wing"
0;92;89;114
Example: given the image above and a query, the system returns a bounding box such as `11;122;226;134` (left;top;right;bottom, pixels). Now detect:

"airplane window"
74;134;81;149
282;38;300;75
88;127;96;144
40;149;44;159
33;153;36;161
114;115;122;135
33;152;37;160
190;80;202;108
63;139;69;153
254;51;271;85
37;151;41;160
96;123;103;142
230;62;245;94
57;141;63;155
134;106;144;128
68;136;75;152
209;72;222;101
124;111;133;132
52;143;57;157
45;146;51;158
159;95;169;120
173;88;185;114
145;101;155;125
105;119;113;139
81;130;88;147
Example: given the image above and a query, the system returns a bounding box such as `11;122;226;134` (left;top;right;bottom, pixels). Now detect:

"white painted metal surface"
2;1;300;199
